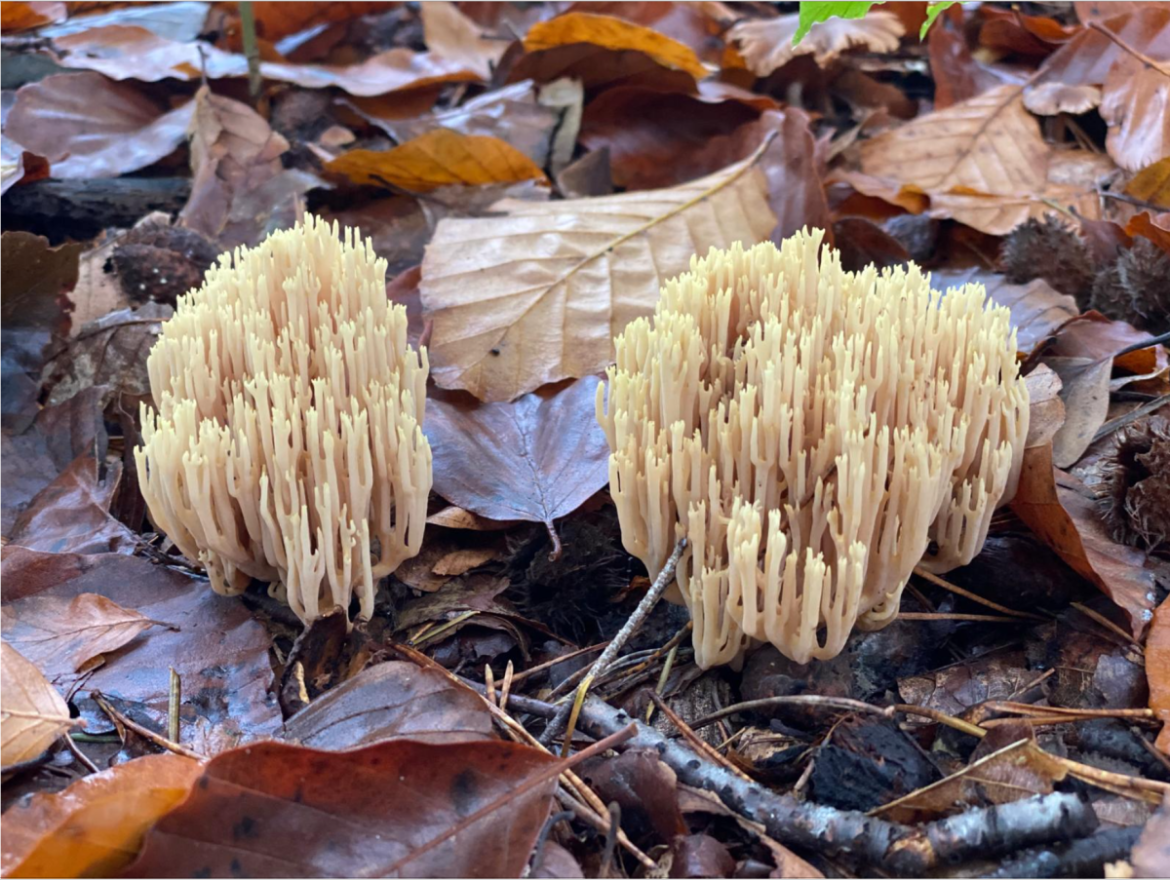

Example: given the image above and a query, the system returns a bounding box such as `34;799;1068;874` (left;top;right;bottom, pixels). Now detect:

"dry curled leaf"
729;10;904;76
4;72;193;179
523;11;708;81
1126;157;1170;208
1;592;165;678
326;129;548;192
124;739;562;878
1011;443;1156;639
0;641;72;769
0;753;203;878
420;1;507;81
419;135;779;401
424;377;610;537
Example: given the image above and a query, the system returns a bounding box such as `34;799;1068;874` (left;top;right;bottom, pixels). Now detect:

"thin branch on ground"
539;538;687;753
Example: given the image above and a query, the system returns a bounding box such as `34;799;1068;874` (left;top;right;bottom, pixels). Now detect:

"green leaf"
920;1;960;39
794;1;879;45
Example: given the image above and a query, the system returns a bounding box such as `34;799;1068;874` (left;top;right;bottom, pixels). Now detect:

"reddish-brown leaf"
125;739;562;878
0;753;203;878
282;660;494;749
424;377;610;533
1148;596;1170;753
1011;443;1156;639
578;87;760;190
4;72;193;179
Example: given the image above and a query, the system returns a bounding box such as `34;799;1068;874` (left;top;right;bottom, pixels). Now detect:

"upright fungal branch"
597;230;1029;668
136;216;432;624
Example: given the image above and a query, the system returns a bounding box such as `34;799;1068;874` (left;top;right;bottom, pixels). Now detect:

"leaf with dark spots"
125;739;562;878
0;547;279;740
0;753;203;878
424;377;610;547
282;660;493;749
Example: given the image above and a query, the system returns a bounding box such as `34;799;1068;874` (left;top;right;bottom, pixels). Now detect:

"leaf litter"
1;1;1168;877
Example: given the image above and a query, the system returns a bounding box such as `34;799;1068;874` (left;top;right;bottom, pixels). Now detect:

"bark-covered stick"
500;688;1098;875
539;538;686;752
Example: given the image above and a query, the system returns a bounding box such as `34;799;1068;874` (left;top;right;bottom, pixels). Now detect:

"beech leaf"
0;641;72;769
419;136;778;401
0;753;203;878
124;739;562;878
424;377;610;541
326;129;549;192
731;9;903;76
523;12;707;80
1;592;166;677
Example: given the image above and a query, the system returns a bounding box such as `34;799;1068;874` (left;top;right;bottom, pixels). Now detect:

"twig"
598;802;621;879
981;826;1142;879
63;734;100;774
1070;602;1144;650
390;644;655;869
237;1;262;99
540;539;687;753
493;641;608;690
527;810;575;878
168;667;181;745
897;612;1022;622
497;689;1098;874
1094;394;1170;443
647;690;753;781
92;692;204;760
912;567;1046;620
645;641;680;723
688;695;896;732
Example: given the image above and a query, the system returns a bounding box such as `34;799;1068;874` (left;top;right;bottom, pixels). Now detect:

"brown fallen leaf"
1;546;280;742
282;660;493;749
1100;45;1170;173
578;86;761;189
1149;597;1170;753
179;85;317;247
0;752;203;878
1047;355;1112;467
420;122;813;401
0;641;72;769
1011;442;1156;639
420;1;507;81
729;9;903;76
1022;364;1066;449
568;1;727;63
859;87;1113;234
1;1;65;32
424;378;610;543
3;72;193;179
874;729;1067;824
1127;211;1170;254
524;11;707;80
426;505;516;531
1127;158;1170;208
6;454;137;556
326;129;549;192
928;23;1024;110
358;80;561;168
2;591;166;678
124;739;563;878
248;1;387;41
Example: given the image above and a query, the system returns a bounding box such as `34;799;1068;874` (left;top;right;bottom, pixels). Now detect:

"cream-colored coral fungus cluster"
136;215;432;624
597;230;1029;668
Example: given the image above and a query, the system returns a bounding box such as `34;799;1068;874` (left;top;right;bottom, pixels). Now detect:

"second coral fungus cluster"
597;230;1030;668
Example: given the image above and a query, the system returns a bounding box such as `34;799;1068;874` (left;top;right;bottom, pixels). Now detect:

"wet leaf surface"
125;739;561;878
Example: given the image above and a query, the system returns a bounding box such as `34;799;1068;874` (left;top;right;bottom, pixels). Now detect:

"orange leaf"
1126;158;1170;208
0;1;65;32
326;129;548;192
0;753;203;878
523;11;708;80
1148;597;1170;753
248;1;387;41
1011;443;1156;639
